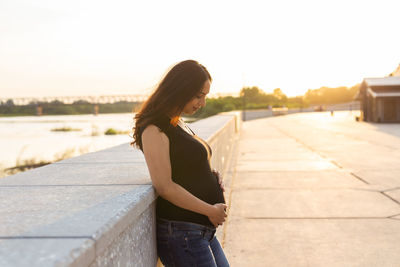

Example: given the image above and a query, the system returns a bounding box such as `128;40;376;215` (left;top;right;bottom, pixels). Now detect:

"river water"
0;113;136;178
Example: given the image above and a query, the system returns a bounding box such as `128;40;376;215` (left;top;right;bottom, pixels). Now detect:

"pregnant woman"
131;59;230;266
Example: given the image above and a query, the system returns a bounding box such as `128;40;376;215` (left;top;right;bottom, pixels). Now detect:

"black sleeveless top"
138;115;225;228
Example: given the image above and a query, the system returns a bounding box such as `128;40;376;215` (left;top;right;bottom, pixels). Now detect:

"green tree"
5;99;14;106
273;88;288;104
304;84;360;105
240;86;265;103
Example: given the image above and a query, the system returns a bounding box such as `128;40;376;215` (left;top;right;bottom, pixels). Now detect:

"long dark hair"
131;59;212;149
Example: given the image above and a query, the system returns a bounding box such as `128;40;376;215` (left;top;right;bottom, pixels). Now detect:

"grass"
104;128;130;135
4;159;51;176
0;146;90;179
51;127;82;132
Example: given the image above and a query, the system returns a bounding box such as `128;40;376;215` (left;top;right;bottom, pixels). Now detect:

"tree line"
0;100;141;117
190;84;360;119
1;84;360;118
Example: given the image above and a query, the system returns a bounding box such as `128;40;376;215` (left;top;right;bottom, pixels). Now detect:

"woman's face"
182;80;210;115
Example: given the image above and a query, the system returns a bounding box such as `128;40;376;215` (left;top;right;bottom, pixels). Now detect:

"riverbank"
0;113;135;178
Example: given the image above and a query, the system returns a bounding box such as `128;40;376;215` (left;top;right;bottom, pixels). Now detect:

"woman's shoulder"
148;115;172;133
141;124;170;150
137;115;172;151
141;115;173;137
142;124;163;135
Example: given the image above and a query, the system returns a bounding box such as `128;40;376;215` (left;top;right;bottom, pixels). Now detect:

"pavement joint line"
269;123;333;162
232;187;384;191
351;168;400;171
349;172;369;184
243;216;395;220
271;122;399;192
224;116;400;264
235;170;349;173
380;191;400;206
0;183;151;188
383;187;400;193
267;123;373;185
314;128;399;151
236;159;332;162
269;124;374;186
348;187;388;192
235;170;342;173
330;160;343;168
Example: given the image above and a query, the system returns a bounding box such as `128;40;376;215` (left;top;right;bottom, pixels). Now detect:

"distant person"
131;60;229;267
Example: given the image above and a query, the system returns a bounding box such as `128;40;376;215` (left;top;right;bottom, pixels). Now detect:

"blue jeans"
156;218;230;267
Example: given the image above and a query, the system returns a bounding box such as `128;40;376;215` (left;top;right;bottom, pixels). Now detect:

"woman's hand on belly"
207;203;227;227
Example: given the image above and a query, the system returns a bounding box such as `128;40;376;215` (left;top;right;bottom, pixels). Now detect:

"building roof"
367;88;400;98
363;77;400;86
357;77;400;99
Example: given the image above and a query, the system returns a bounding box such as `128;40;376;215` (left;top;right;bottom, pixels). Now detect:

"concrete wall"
242;101;360;121
242;108;314;121
0;112;242;267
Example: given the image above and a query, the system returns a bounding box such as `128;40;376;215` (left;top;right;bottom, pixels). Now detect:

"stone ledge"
0;112;242;266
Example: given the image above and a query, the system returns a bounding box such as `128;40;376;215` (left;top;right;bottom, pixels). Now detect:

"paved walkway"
223;111;400;267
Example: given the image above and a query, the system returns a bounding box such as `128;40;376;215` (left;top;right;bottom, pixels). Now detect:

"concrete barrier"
0;112;242;267
241;101;359;121
242;108;314;121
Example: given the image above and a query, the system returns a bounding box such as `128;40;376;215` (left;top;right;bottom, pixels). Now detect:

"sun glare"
0;0;399;98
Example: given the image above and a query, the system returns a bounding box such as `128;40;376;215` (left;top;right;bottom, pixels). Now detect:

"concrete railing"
242;108;314;121
0;112;242;267
240;101;360;121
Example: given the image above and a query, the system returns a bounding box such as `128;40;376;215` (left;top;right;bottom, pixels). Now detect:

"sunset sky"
1;0;399;99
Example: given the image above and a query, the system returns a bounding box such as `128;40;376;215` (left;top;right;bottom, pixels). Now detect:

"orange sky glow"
1;0;399;99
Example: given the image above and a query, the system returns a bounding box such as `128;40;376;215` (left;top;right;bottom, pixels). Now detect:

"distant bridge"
0;94;149;105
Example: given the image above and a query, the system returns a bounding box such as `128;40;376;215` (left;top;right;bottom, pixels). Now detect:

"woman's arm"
142;125;227;227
